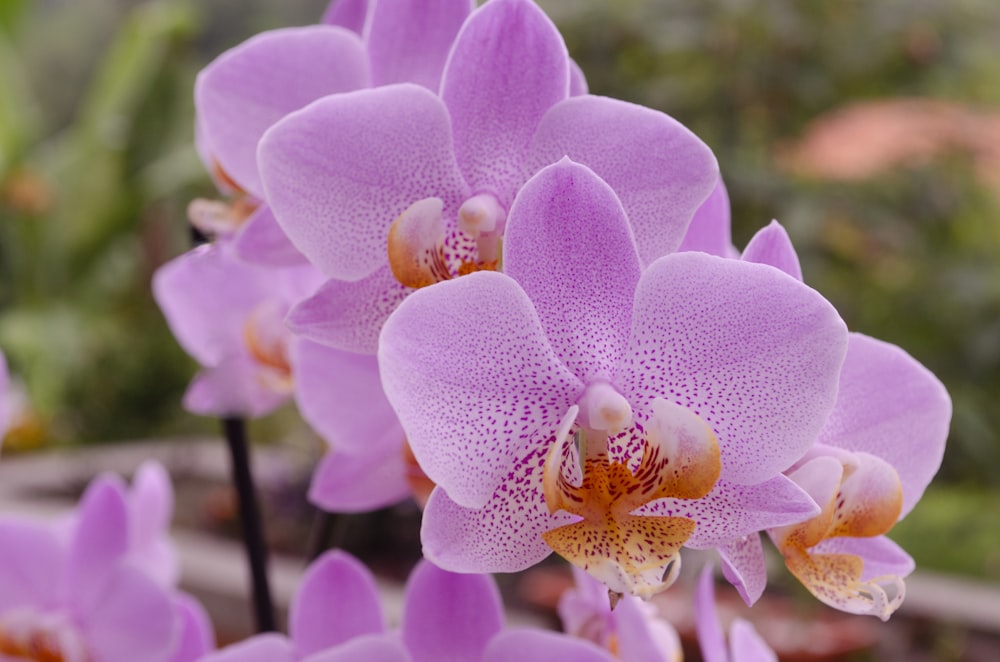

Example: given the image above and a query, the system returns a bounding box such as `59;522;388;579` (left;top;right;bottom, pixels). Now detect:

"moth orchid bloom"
724;221;951;620
259;0;716;354
559;566;682;661
694;565;776;662
379;160;848;600
194;0;474;265
199;550;614;662
0;475;212;662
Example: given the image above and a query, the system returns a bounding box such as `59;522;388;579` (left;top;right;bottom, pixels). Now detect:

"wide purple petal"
290;550;385;656
635;475;820;548
303;634;411;662
483;629;617;662
366;0;473;90
441;0;569;200
678;178;733;257
234;205;309;268
619;252;848;484
287;268;409;354
322;0;368;33
379;271;584;507
740;220;803;281
82;565;179;662
0;520;62;611
198;634;296;662
309;445;410;513
812;535;915;582
168;593;215;662
529;95;718;265
569;59;588;96
718;533;767;606
152;244;276;366
503;159;641;383
183;354;289;419
694;565;728;662
259;84;469;280
196;26;369;196
67;476;130;612
816;333;950;517
401;560;504;662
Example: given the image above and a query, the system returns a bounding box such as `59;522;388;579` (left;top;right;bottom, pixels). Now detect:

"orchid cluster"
0;0;953;659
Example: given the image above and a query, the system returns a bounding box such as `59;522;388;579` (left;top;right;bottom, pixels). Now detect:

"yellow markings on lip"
387;198;452;289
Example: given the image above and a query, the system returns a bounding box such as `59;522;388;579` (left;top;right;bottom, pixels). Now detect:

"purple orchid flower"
718;221;951;620
199;550;614;662
559;566;682;661
378;159;848;599
694;565;776;662
0;474;213;662
193;0;475;266
258;0;717;355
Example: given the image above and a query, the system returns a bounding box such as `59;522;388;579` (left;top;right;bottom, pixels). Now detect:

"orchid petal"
196;26;370;196
183;354;289;418
812;535;915;582
620;252;847;484
441;0;569;199
198;634;296;662
718;533;767;606
694;565;728;662
818;333;951;516
740;220;803;281
128;461;179;587
635;475;820;549
483;629;617;662
290;550;385;656
729;620;777;662
615;596;683;662
304;635;411;662
504;159;641;383
322;0;368;33
569;59;588;96
678;178;733;257
366;0;473;90
67;476;129;611
287;268;410;354
309;446;410;513
0;521;62;611
259;84;469;281
529;96;718;265
234;205;309;268
379;271;584;507
167;593;215;662
401;560;504;662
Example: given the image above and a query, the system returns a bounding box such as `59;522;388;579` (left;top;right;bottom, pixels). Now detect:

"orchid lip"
387;197;451;289
0;607;89;662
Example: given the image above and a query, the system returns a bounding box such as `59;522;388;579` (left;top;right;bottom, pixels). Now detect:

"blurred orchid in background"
694;564;776;662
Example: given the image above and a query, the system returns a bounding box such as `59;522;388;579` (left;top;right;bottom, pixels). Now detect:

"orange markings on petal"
387;198;452;289
783;547;905;621
243;303;293;393
402;439;436;509
828;454;903;539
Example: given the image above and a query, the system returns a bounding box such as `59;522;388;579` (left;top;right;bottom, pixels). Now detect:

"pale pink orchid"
694;565;776;662
258;0;715;355
0;474;213;662
193;0;475;266
717;221;951;620
198;550;615;662
379;159;848;600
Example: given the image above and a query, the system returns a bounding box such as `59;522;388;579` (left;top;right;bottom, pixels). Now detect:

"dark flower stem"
221;416;277;633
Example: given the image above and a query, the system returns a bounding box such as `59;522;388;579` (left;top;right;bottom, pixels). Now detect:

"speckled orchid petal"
290;550;385;656
234;205;309;267
401;560;504;662
740;220;803;281
288;268;409;355
678;178;733;257
322;0;368;33
309;445;410;513
0;521;62;611
529;96;718;265
198;634;296;662
67;477;130;611
421;465;576;573
818;333;950;517
183;354;289;418
483;629;617;662
441;0;569;199
635;474;819;549
196;26;370;197
303;635;411;662
811;536;915;582
504;159;641;383
153;244;277;366
379;271;584;507
718;533;766;606
366;0;473;90
259;84;470;281
619;252;848;484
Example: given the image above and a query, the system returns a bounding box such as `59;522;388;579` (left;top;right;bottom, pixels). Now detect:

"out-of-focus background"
1;0;999;656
